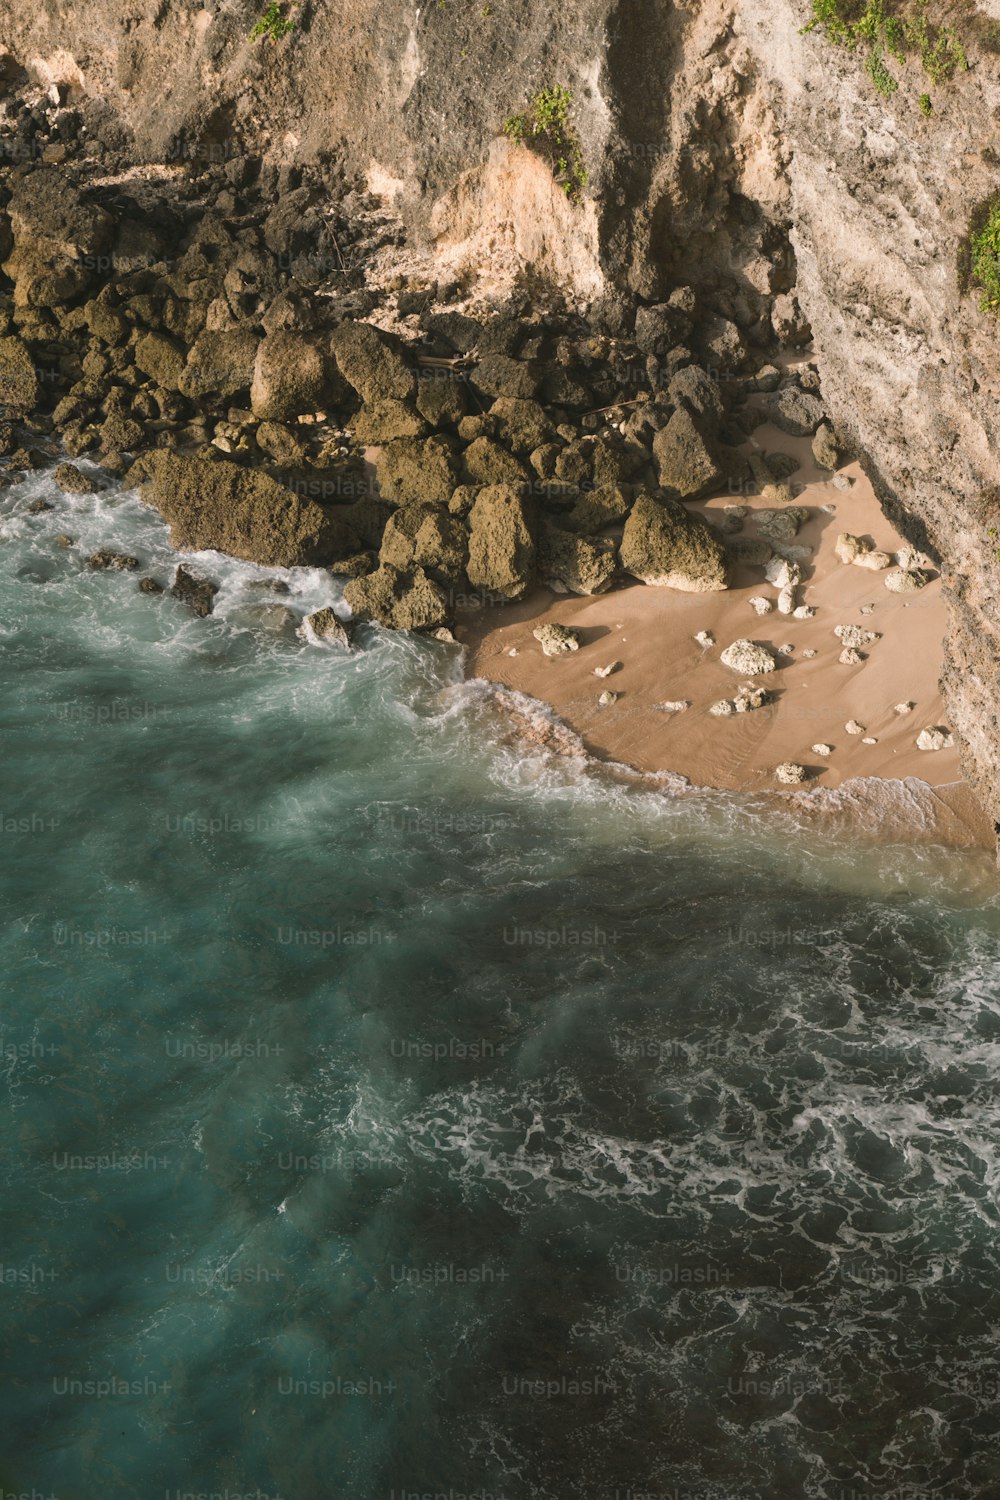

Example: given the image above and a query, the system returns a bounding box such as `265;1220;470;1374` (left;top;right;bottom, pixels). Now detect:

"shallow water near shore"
4;469;1000;1500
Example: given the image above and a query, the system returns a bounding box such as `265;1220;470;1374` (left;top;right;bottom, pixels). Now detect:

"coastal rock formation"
620;495;729;592
143;452;352;567
466;485;536;602
343;563;448;631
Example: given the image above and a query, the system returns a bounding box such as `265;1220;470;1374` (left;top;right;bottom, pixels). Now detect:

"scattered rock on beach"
720;639;776;675
533;623;581;657
885;567;930;593
894;701;915;715
749;596;773;616
835;624;880;649
594;662;622;678
775;762;807;784
845;720;866;735
839;647;865;665
916;727;954;751
811;743;833;756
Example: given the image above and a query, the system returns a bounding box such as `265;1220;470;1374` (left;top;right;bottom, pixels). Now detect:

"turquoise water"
3;464;1000;1500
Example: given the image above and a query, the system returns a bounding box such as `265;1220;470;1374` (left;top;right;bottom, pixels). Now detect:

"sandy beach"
461;421;969;805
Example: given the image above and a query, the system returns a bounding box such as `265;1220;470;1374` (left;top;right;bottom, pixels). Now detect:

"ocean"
2;462;1000;1500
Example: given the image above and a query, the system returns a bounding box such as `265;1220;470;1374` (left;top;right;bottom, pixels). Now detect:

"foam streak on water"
2;471;1000;1500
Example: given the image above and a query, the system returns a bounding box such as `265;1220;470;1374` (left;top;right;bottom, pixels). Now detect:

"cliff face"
2;0;999;822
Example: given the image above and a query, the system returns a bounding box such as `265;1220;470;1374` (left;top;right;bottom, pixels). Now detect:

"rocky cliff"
1;0;999;825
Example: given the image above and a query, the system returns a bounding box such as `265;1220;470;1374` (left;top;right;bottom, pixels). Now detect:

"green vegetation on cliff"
503;86;588;204
249;3;296;42
958;196;1000;313
804;0;968;102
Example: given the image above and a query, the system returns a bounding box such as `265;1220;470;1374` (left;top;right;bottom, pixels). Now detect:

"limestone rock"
765;557;801;589
330;321;416;405
658;700;690;713
594;662;622;678
719;639;776;675
251;332;339;422
180;329;259;403
376;435;459;505
562;484;632;535
894;701;915;715
0;336;40;412
839;648;865;665
539;522;617;596
488;397;555;455
812;744;833;756
89;550;139;571
775;762;807;784
845;719;866;735
749;596;773;615
597;690;620;706
54;463;97;495
834;624;880;649
533;623;580;656
812;421;840;469
728;536;773;566
885;567;930;593
299;607;354;647
463;436;530;487
652;407;726;499
620;493;729;592
134;333;186;392
466;485;536;601
378;502;467;586
343;563;448;631
143;451;354;567
766;386;826;437
916;727;954;751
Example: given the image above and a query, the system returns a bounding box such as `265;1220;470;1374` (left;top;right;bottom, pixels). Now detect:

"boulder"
765;386;825;437
376;435;459;505
916;727;954;751
719;639;776;675
634;303;692;355
2;167;115;307
343;563;449;631
812;421;840;470
378;502;467;585
171;566;218;617
775;762;807;785
54;463;97;495
667;364;724;431
299;607;354;647
143;452;354;567
415;374;467;428
620;493;729;592
538;522;617;595
251;331;339;421
885;567;930;593
470;354;539;401
562;484;632;535
533;623;580;656
0;336;40;413
134;332;186;391
351;400;427;443
463;436;531;487
466;484;537;601
254;421;309;468
180;329;258;403
652;407;726;499
330;321;416;405
487;397;555;455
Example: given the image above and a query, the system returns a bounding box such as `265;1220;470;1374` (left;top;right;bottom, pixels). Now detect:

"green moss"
503;86;588;204
249;3;296;42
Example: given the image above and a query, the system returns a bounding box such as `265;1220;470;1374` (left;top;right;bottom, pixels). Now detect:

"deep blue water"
3;464;1000;1500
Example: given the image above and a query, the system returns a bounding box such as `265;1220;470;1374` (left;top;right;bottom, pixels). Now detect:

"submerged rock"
171;565;218;616
89;550;139;571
